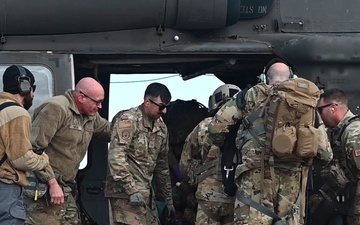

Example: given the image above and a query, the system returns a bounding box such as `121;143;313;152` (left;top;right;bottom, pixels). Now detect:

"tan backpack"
240;78;321;160
265;78;321;159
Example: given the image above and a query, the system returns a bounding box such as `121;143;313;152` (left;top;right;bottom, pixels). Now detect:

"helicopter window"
0;65;54;116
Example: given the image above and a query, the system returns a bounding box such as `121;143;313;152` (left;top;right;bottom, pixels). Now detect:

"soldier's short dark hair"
320;88;348;106
144;82;171;104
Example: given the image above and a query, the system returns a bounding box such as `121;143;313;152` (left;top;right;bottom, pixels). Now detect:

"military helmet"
208;84;240;112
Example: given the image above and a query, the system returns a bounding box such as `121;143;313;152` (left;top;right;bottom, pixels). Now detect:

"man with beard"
105;82;175;225
0;65;49;225
24;77;111;225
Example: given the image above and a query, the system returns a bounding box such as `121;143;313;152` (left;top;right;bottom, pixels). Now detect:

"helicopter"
0;0;358;224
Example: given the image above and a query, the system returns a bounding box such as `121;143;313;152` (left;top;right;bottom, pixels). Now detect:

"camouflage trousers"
24;190;80;225
109;198;160;225
234;167;301;225
196;200;234;225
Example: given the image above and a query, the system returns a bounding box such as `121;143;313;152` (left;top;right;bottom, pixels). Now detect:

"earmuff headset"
258;58;297;84
16;65;32;96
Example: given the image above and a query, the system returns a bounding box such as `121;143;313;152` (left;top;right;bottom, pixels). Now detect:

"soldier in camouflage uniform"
180;84;240;225
208;59;333;225
310;88;360;224
105;82;175;225
24;77;111;225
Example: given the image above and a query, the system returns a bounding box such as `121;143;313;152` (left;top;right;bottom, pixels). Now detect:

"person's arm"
5;114;49;171
315;113;333;164
208;96;243;147
153;131;173;207
108;115;139;195
346;122;360;172
346;122;360;220
31;103;65;204
179;124;201;177
92;113;111;142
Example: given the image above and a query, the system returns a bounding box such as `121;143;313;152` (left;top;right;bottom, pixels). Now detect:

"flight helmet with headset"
208;84;241;113
257;58;298;84
16;65;33;96
3;65;34;96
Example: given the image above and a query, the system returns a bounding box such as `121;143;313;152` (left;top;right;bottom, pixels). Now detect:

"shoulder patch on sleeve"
118;120;132;128
120;130;132;141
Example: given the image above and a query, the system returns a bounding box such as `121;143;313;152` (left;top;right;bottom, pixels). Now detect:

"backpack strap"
236;87;249;110
221;121;241;196
195;159;221;183
0;101;21;167
0;155;7;167
236;192;282;221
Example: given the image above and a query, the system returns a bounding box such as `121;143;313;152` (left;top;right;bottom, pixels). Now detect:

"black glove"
129;192;146;207
308;193;325;213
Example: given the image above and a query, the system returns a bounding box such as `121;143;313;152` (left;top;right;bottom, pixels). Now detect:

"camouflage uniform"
105;104;173;225
208;85;333;225
24;90;111;225
180;117;235;225
321;110;360;224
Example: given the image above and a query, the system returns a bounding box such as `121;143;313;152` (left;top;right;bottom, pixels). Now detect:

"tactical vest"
190;122;240;197
331;115;360;183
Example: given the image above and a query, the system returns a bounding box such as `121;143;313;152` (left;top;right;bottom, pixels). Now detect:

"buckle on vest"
224;166;234;179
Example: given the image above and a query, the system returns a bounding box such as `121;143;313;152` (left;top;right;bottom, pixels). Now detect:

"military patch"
118;120;132;128
70;118;82;130
121;130;131;141
354;149;360;157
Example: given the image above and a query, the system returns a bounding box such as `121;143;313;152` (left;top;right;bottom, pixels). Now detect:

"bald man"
24;77;111;225
207;59;332;224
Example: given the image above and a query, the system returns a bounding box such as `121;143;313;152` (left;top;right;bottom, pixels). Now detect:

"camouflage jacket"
322;110;360;217
0;92;49;186
31;90;111;186
331;110;360;173
180;117;234;203
105;105;173;205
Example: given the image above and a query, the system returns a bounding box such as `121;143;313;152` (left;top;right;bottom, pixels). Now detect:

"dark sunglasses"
317;103;337;114
32;85;36;92
148;98;168;111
